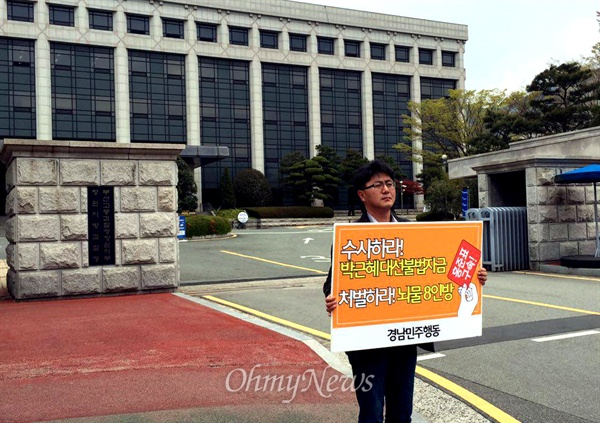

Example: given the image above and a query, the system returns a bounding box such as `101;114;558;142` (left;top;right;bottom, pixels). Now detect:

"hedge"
415;211;455;222
185;215;232;237
245;206;334;219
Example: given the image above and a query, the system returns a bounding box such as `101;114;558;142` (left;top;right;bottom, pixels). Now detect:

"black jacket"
323;210;434;352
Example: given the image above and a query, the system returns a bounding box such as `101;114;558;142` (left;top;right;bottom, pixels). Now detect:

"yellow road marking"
203;295;331;339
513;271;600;282
202;295;521;423
416;367;521;423
220;250;328;274
484;294;600;315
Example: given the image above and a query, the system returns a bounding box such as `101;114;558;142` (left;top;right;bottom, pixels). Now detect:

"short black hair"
353;159;396;192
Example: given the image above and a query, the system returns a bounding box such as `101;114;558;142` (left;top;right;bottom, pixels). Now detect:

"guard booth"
466;207;529;272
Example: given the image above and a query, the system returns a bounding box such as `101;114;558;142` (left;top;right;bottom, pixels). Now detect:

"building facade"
0;0;468;209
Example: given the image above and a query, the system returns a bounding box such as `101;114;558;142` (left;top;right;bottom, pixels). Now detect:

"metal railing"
466;207;529;272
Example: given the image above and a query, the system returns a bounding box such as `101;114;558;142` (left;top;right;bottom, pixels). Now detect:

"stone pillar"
308;64;321;157
411;73;423;210
281;29;290;53
186;53;200;146
250;59;264;172
455;41;466;90
114;43;131;143
362;68;374;159
35;36;52;140
2;139;184;300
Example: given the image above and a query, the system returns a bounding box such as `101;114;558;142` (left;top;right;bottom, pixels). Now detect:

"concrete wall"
465;128;600;271
525;167;597;270
2;139;184;300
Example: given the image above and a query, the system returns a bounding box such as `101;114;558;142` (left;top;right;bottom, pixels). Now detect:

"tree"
219;168;236;209
581;42;600;126
416;166;447;192
315;145;342;204
176;157;198;213
340;149;368;186
469;91;539;155
279;152;306;183
400;89;505;164
340;150;369;215
375;154;405;180
424;179;463;220
400;179;424;196
398;88;541;165
282;155;341;205
315;144;342;172
234;168;272;207
526;61;598;134
279;152;307;204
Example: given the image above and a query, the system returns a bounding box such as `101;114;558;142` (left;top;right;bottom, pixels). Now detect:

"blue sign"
178;215;186;239
461;189;469;217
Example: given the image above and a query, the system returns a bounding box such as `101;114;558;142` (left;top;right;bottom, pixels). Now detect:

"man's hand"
477;267;487;286
325;294;338;316
457;282;479;317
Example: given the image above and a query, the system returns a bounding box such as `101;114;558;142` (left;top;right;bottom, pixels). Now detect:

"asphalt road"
179;226;333;284
1;225;598;422
181;226;600;423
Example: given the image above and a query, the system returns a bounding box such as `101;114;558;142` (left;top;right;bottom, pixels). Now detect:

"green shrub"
245;206;334;219
216;208;247;220
424;179;462;219
220;168;236;209
234;168;272;207
176;157;198;213
185;215;231;237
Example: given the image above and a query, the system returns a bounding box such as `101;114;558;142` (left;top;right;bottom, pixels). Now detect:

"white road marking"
532;330;600;343
417;353;446;361
303;237;314;244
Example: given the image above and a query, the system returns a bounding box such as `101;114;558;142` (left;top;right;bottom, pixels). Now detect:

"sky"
291;0;600;93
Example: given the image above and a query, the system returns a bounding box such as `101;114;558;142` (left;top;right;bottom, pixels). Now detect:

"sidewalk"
0;292;423;423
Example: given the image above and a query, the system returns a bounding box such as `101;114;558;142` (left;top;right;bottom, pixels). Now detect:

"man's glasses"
362;180;395;190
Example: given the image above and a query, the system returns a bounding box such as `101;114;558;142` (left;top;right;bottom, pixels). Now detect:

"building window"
317;37;334;55
395;46;410;63
262;63;309;187
50;42;115;141
289;33;307;52
370;43;386;60
7;0;34;23
344;40;361;58
199;57;250;207
197;22;217;42
372;73;412;180
0;37;36;139
229;27;248;46
127;14;150;35
319;68;362;207
129;50;186;144
162;18;184;39
420;77;456;100
419;48;433;65
260;30;279;49
49;5;75;27
89;10;113;31
442;51;455;67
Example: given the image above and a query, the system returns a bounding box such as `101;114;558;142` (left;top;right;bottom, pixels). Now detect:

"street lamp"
399;180;407;214
441;154;448;174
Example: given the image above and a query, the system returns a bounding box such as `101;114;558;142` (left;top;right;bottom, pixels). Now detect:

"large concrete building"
0;0;468;208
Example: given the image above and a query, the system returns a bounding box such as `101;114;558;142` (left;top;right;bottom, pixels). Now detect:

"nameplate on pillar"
88;186;116;266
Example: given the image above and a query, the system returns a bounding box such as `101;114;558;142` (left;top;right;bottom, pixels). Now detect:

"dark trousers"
347;345;417;423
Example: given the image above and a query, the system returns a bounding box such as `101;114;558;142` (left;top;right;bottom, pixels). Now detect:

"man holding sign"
324;160;487;423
